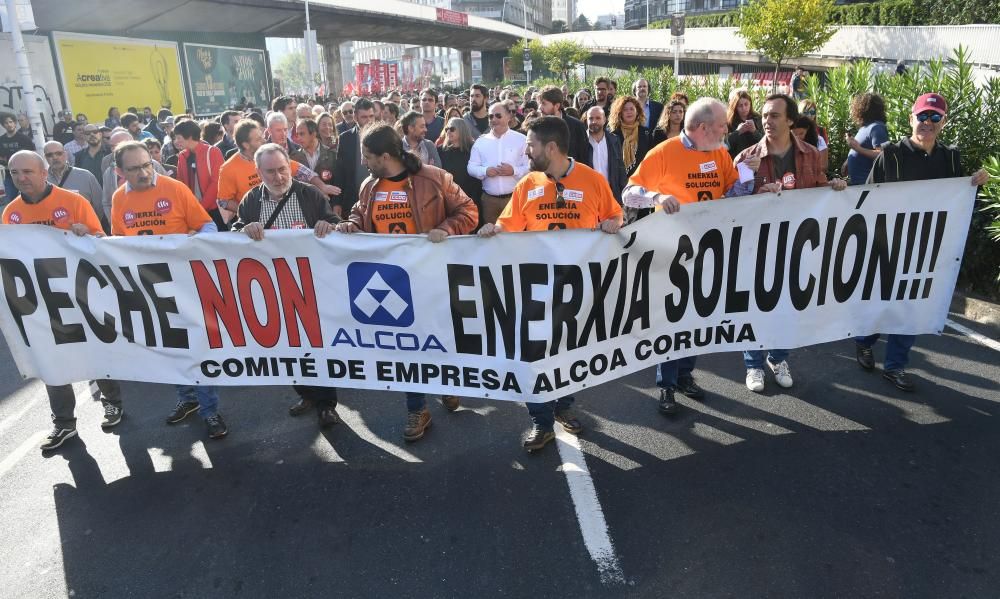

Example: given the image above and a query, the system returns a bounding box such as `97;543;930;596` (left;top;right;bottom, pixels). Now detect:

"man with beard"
400;110;442;168
537;85;592;167
463;84;490;138
478;116;622;452
73;124;109;184
231;143;342;428
585;106;626;203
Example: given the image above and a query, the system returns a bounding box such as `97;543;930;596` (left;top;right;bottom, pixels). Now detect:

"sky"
577;0;625;20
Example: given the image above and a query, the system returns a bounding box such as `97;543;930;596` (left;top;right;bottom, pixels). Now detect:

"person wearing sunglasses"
467;102;530;227
478;116;622;453
854;92;990;392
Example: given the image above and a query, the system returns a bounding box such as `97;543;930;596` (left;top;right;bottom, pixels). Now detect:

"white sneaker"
768;359;793;388
745;368;765;392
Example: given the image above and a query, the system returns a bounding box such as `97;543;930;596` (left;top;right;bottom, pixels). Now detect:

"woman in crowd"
435;107;464;146
438;118;482;226
725;89;763;158
317;112;339;152
799;99;829;172
333;109;344;127
609;95;651;179
382;102;400;125
845;92;888;185
573;89;592;113
651;99;686;146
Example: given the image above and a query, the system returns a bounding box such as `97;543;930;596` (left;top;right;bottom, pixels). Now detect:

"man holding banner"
622;98;754;417
109;141;229;440
479;116;623;452
856;93;990;391
337;123;478;442
2;151;122;451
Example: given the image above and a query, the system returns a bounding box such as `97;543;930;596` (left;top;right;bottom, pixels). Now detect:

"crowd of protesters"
0;74;989;454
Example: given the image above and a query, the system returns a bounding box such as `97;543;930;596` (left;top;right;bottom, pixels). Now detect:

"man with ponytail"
337;123;478;442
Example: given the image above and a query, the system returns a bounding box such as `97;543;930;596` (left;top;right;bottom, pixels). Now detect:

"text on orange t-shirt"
497;161;622;232
2;185;103;234
110;174;212;236
627;136;738;205
370;177;417;235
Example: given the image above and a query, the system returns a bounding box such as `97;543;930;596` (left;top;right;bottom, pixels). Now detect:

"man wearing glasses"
479;116;623;452
468;102;530;227
110;141;230;440
42;141;104;227
854;93;990;392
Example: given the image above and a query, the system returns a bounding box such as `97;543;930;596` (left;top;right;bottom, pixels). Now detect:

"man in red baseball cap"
854;92;990;392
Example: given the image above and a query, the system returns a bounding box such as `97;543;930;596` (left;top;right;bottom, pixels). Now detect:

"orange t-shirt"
628;136;738;204
2;185;103;234
110;174;212;236
217;153;306;204
497;162;622;232
370;177;417;234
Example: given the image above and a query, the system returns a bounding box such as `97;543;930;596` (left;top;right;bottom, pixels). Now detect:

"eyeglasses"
445;127;456;132
44;151;64;158
803;109;817;117
916;112;944;123
124;162;154;174
489;113;506;119
555;181;566;209
343;110;354;115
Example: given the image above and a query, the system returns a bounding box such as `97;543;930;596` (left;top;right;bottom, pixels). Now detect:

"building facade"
623;0;747;30
552;0;577;27
451;0;552;33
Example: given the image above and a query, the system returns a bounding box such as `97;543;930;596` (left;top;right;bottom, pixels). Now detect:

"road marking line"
555;427;625;585
336;405;422;463
0;430;47;479
0;390;41;438
946;319;1000;353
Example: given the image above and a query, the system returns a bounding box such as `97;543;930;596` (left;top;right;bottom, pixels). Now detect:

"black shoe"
318;406;340;429
856;343;875;371
676;378;705;400
658;388;678;416
288;398;313;417
40;427;77;452
166;400;199;424
883;369;915;392
101;403;123;429
205;414;229;439
523;426;555;452
554;409;583;434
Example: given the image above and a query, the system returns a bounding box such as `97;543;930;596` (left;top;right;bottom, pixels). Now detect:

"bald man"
2;150;124;451
43;141;104;226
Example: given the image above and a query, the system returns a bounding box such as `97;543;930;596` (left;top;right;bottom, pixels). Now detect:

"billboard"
0;33;64;136
52;32;186;123
183;43;269;115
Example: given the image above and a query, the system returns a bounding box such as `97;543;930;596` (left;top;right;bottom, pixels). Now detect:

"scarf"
620;121;640;172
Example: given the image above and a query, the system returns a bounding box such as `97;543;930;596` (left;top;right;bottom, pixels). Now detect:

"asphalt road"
0;310;997;598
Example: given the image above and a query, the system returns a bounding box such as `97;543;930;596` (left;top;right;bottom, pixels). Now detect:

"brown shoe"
403;409;432;442
318;406;340;428
554;409;583;434
441;395;460;412
523;426;555;452
288;398;313;417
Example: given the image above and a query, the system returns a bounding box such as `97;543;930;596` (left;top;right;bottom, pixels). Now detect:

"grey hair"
685;97;725;133
265;112;287;128
253;142;289;169
43;140;65;154
443;117;475;152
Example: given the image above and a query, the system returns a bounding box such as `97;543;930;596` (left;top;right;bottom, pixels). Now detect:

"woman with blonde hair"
609;95;651;178
435;106;464;146
317;112;339;151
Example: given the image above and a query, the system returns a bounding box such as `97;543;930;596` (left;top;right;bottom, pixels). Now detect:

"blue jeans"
176;385;219;418
656;356;697;389
855;334;916;372
526;395;575;431
3;172;17;206
406;392;426;413
743;349;790;370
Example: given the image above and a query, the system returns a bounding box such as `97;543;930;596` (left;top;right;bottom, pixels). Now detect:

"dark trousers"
526;395;575;431
293;385;338;409
47;380;122;429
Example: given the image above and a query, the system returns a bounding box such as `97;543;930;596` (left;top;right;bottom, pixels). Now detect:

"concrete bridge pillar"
321;39;344;96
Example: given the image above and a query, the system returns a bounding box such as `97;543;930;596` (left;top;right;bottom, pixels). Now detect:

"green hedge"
651;0;1000;29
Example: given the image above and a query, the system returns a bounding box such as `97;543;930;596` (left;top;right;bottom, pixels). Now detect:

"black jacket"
333;126;365;214
599;130;627;204
726;115;764;158
230;179;339;231
439;146;483;207
612;126;652;179
563;112;593;168
215;134;237;159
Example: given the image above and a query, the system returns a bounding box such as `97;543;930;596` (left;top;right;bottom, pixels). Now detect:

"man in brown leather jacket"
337;123;478;442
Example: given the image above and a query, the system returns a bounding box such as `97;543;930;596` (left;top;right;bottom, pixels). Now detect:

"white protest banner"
0;178;975;401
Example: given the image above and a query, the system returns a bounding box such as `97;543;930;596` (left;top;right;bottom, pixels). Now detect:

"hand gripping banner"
0;179;975;401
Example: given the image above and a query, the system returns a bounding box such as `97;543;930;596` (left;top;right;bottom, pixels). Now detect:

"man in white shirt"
585;106;626;203
467;102;530;225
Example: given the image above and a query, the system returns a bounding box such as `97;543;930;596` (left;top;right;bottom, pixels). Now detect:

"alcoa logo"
347;262;414;327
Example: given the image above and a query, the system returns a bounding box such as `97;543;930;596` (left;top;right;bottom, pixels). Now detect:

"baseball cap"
912;93;947;116
162;116;175;126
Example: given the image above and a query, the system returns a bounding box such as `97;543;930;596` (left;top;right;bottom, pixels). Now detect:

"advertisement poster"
183;43;269;115
53;32;186;123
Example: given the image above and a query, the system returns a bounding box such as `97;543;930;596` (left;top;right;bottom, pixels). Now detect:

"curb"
951;292;1000;331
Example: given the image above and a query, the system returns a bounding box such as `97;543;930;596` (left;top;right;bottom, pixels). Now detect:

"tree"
572;14;592;31
551;19;567;33
275;52;313;94
543;40;591;86
507;39;545;75
738;0;837;90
